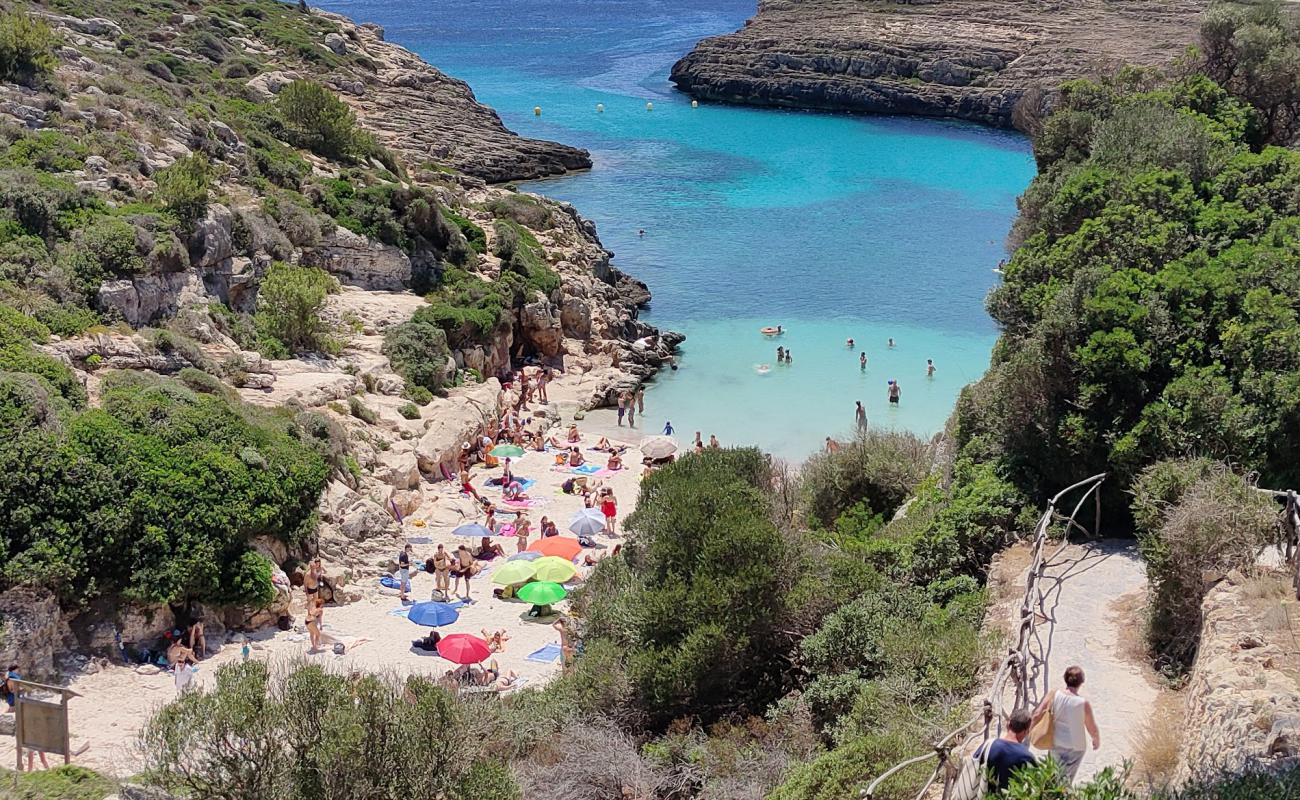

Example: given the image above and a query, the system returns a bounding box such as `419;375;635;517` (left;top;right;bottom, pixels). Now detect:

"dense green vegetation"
382;306;453;393
0;765;117;800
958;6;1300;513
0;370;328;607
141;660;518;800
1004;761;1300;800
253;262;340;357
0;12;58;87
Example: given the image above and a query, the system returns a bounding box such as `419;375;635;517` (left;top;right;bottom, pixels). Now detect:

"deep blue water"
317;0;1037;459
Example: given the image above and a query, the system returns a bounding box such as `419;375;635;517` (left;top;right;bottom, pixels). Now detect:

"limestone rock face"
0;587;68;680
669;0;1206;130
521;298;564;357
414;379;502;475
301;226;412;290
1175;574;1300;781
97;271;209;327
188;204;234;269
312;10;591;182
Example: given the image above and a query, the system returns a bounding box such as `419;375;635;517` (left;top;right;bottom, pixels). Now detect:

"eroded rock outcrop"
1175;570;1300;781
670;0;1207;129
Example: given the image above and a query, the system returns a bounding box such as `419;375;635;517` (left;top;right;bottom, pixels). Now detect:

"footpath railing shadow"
860;472;1108;800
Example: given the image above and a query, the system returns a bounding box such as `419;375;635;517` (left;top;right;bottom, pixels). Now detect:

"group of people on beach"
616;386;646;426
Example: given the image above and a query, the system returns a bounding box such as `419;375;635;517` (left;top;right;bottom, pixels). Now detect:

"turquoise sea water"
318;0;1038;460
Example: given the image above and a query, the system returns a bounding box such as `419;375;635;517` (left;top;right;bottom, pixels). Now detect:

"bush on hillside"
275;80;373;162
1199;2;1300;146
494;219;559;296
800;430;933;530
382;307;452;393
1131;460;1277;671
253;262;340;356
487;193;554;229
139;660;519;800
1003;761;1300;800
60;216;145;296
153;154;212;224
580;448;800;727
0;371;327;606
0;12;57;87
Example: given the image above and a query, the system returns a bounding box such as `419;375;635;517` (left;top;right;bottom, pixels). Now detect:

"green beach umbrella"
516;581;567;605
490;444;526;458
531;556;578;583
491;560;538;586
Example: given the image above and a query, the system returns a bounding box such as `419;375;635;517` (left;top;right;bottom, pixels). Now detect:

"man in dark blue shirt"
974;708;1037;793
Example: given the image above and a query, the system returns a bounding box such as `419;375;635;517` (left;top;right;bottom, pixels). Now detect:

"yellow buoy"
596;103;604;113
534;106;542;116
691;99;699;108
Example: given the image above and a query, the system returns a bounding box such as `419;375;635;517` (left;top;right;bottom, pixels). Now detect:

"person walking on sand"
1031;665;1100;785
855;401;868;431
888;380;901;406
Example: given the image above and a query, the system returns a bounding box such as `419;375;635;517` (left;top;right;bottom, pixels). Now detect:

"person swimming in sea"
846;337;854;349
926;359;936;377
888;337;896;349
859;352;867;370
784;349;792;364
777;346;785;362
638;229;645;237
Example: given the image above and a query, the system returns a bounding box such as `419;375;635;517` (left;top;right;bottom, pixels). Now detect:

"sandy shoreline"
1;377;657;778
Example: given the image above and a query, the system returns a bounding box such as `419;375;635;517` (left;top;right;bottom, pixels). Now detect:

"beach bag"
1029;690;1055;750
949;753;985;800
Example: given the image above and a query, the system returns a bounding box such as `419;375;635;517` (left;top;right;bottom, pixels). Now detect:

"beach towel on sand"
503;498;548;508
526;642;563;663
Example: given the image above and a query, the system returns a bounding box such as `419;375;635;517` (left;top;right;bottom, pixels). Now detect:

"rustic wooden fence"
860;473;1108;800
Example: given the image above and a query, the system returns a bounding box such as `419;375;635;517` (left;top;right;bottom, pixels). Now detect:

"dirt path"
1024;540;1159;783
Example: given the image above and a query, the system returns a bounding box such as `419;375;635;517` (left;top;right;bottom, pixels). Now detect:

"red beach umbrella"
437;633;491;665
527;536;584;560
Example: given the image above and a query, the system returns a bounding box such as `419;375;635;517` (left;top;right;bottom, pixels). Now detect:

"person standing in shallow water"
859;351;867;370
888;380;901;405
855;401;867;431
926;359;936;377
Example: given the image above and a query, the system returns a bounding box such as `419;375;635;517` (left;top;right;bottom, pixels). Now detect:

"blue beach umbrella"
453;522;495;538
406;601;460;627
507;551;543;562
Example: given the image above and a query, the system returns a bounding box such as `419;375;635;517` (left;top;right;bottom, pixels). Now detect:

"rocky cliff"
1175;569;1300;782
670;0;1206;129
0;0;676;651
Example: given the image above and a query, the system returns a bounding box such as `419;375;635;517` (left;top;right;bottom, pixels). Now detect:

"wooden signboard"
10;679;79;771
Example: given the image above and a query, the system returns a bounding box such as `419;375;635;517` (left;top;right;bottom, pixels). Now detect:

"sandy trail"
1021;539;1158;783
1;383;657;779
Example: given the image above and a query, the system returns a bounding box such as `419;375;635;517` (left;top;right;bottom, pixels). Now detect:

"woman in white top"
1031;665;1100;784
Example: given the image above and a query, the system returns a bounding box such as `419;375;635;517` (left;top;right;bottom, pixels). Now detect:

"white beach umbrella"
639;436;678;460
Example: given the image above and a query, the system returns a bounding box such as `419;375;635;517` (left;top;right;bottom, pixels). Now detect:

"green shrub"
0;12;57;87
275;80;372;162
0;168;96;240
253;262;340;355
153;154;212;224
580;448;801;728
403;384;433;405
0;303;50;345
494;219;559;296
0;343;86;407
0;764;115;800
2;130;88;172
443;207;486;253
0;372;326;606
348;395;377;424
62;216;145;295
800;430;933;530
1131;461;1277;671
487;193;554;229
383;307;452;393
139;661;520;800
397;402;420;420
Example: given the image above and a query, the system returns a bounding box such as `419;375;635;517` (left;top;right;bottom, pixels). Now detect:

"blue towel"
526;642;563;663
572;464;601;475
379;575;400;589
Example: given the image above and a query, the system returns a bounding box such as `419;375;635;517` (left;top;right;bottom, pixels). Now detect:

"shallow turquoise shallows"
317;0;1038;460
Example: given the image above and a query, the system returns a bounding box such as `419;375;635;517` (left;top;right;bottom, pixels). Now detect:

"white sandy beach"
0;383;658;778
